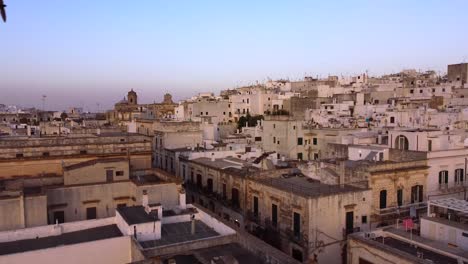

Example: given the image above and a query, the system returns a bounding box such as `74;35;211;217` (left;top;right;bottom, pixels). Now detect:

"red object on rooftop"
403;218;414;230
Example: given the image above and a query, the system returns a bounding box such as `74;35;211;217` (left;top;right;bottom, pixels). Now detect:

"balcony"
246;210;261;224
285;228;307;246
374;201;427;217
438;182;468;193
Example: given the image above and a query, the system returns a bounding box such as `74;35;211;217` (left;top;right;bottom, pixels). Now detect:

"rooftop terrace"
0;224;122;256
256;174;367;197
139;220;219;248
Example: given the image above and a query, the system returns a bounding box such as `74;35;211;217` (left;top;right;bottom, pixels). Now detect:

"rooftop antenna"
41;95;47;111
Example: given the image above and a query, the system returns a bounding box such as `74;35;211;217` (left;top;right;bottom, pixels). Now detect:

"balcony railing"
246;210;261;224
342;227;361;237
374;201;427;216
438;181;468;191
284;228;306;246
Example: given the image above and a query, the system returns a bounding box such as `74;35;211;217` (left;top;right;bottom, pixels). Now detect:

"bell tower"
128;89;138;105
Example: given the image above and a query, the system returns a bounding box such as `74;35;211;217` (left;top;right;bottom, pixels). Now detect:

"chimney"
179;189;186;209
142;190;148;208
340;161;345;188
191;215;196;235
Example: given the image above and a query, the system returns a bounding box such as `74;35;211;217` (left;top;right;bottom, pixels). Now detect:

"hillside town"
1;62;468;264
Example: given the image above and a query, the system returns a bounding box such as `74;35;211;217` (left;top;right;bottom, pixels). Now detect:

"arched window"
455;169;464;184
395;135;409;150
379;190;387;209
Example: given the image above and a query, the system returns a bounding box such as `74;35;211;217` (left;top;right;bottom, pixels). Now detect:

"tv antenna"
41;95;47;111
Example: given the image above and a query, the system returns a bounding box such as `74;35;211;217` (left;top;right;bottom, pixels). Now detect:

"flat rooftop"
256;174;366;197
0;224;122;256
117;206;158;225
193;243;266;264
139;220;219;248
371;236;458;264
189;157;259;176
351;227;468;264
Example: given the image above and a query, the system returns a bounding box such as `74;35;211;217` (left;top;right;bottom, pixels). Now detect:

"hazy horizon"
1;1;467;111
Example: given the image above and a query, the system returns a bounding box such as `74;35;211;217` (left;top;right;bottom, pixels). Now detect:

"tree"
237;113;264;130
60;112;68;121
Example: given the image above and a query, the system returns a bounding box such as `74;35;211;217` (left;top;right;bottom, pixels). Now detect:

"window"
411;185;423;203
42;152;50;157
455;169;464;184
273;137;276;143
196;174;202;188
293;125;296;130
428;140;432;151
277;140;280;145
361;215;367;224
255;136;262;141
273;124;275;129
116;171;124;176
297;153;303;160
205;112;208;115
200;112;203;115
106;170;114;182
120;138;125;142
231;188;240;208
390;116;395;124
432;88;435;93
395;135;409;150
293;212;301;237
410;89;414;94
379;190;387;209
53;211;65;224
272;203;278;227
313;138;318;145
253;196;259;217
442;88;446;92
313;153;319;160
86;207;97;220
397;189;403;206
16;153;24;158
207;178;213;193
419;89;423;93
297;137;303;145
439;170;448;186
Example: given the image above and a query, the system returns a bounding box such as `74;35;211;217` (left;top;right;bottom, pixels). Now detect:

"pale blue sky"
1;1;467;111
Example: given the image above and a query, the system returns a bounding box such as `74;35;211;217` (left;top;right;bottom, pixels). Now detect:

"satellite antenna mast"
41;95;47;111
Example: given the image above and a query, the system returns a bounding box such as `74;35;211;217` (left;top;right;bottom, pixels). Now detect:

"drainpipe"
19;193;26;228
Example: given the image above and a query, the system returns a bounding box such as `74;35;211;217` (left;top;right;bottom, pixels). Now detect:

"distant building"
107;89;177;124
448;63;468;84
